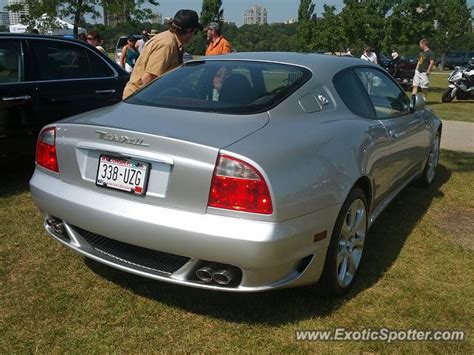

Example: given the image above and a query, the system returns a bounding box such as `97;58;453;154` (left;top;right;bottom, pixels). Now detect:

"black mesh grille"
71;226;190;275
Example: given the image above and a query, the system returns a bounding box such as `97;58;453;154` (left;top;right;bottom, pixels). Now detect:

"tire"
441;88;455;103
319;187;368;297
418;132;440;186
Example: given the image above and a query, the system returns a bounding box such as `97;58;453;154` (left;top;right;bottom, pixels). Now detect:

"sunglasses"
86;37;93;41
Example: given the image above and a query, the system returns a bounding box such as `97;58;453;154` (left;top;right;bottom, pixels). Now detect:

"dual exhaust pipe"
196;266;235;285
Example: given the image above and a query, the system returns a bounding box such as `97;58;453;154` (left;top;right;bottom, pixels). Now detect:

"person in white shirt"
361;47;378;64
135;30;149;54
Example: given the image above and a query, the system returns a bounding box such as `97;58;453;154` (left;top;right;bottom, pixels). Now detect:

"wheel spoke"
351;235;365;249
348;204;357;231
338;253;348;283
336;248;345;269
353;207;366;235
347;253;357;277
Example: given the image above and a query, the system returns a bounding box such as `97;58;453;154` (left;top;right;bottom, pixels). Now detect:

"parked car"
30;53;442;296
442;51;474;69
0;33;129;159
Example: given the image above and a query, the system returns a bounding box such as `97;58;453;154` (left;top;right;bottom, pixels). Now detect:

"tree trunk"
73;0;83;37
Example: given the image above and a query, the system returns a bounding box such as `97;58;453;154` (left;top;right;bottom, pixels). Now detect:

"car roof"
0;32;128;75
194;52;374;77
0;32;82;42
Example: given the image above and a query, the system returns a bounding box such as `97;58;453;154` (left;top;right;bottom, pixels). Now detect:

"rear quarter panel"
223;91;377;222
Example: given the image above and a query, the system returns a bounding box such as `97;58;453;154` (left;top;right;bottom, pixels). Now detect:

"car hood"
59;102;270;148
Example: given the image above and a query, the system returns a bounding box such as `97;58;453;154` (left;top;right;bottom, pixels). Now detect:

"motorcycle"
384;57;416;90
441;61;474;102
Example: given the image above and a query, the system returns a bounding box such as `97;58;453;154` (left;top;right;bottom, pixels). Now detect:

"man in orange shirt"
205;22;232;56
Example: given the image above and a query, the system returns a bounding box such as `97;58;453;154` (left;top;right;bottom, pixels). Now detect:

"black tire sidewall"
441;88;455;102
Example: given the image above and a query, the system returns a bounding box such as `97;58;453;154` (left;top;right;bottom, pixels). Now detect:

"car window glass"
127;60;311;114
0;41;24;83
333;69;375;118
87;51;114;77
355;68;411;119
30;40;93;80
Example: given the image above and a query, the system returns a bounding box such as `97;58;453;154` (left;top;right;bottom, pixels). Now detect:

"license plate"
96;155;149;195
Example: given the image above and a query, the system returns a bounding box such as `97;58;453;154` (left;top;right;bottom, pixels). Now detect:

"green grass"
419;71;474;123
1;152;473;353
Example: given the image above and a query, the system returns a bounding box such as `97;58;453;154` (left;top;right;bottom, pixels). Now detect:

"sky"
0;0;345;26
1;0;473;26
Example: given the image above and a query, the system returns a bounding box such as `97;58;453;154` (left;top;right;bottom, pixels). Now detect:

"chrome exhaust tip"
196;266;214;283
46;217;66;236
212;269;234;285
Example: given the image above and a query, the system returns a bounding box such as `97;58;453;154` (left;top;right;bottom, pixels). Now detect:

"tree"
58;0;101;37
200;0;224;27
341;0;395;54
430;0;471;68
296;0;316;52
5;0;60;33
101;0;160;26
313;5;346;53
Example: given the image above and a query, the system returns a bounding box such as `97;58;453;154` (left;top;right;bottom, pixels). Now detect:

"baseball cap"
206;22;220;31
172;9;203;30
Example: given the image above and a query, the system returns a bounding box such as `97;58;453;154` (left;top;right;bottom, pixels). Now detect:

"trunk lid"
55;103;269;214
61;102;269;148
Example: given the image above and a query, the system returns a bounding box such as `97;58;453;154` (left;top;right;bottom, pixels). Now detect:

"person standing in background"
135;30;149;54
205;22;232;56
412;38;435;103
360;47;378;64
122;9;201;99
120;35;140;73
87;31;106;54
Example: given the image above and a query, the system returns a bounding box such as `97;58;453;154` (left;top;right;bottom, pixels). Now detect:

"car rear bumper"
30;169;341;292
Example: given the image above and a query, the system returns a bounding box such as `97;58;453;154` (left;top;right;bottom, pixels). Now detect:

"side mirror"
411;93;425;111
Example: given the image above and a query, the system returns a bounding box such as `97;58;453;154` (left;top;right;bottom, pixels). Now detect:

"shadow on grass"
85;159;454;325
0;157;35;198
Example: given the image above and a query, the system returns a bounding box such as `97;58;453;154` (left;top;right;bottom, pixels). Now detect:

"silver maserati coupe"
30;52;442;295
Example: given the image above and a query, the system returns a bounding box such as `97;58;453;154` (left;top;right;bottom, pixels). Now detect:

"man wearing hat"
205;22;232;56
122;9;201;99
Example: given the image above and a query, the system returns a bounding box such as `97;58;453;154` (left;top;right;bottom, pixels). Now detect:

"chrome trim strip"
75;141;175;165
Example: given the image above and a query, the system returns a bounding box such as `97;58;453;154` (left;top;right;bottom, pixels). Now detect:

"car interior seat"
0;51;20;83
219;74;254;105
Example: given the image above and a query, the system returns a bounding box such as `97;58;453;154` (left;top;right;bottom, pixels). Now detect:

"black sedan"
0;33;129;159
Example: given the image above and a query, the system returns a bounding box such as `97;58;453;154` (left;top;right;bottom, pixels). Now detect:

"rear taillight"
36;127;59;173
208;155;273;214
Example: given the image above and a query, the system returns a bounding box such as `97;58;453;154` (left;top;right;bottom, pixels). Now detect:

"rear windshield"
126;60;312;114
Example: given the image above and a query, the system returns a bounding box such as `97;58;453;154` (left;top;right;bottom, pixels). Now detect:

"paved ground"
440;120;474;153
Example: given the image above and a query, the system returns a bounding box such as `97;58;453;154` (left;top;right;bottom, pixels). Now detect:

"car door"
28;38;122;125
354;67;432;189
0;38;38;157
333;68;394;207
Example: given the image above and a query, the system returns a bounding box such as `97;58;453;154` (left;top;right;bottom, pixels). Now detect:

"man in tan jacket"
122;9;201;99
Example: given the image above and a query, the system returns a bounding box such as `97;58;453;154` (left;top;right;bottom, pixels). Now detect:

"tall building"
8;0;27;26
0;12;10;27
243;5;267;25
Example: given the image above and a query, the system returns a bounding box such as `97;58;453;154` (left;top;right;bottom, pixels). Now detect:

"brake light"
208;155;273;214
36;127;59;173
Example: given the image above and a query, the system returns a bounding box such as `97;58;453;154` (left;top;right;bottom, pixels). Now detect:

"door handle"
2;95;32;101
95;89;116;94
